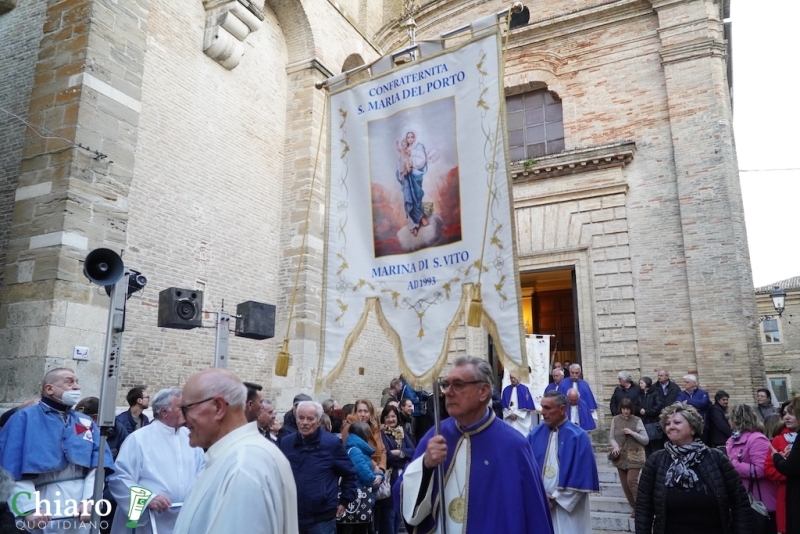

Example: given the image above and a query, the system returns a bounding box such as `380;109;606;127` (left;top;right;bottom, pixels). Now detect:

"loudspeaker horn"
84;248;124;286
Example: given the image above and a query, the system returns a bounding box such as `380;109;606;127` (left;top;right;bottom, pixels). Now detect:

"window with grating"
506;89;564;161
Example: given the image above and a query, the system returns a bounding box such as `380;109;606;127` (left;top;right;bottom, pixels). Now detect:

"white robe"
502;386;534;435
542;431;591;534
172;422;298;534
402;437;468;534
108;420;204;534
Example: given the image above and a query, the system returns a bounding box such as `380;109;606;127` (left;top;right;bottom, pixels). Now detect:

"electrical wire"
0;105;111;161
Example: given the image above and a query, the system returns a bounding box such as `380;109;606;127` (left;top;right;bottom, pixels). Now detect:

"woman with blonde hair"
608;397;648;517
636;403;752;533
341;398;387;471
726;404;777;533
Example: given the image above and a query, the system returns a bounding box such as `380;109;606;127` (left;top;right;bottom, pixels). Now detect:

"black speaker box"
235;301;275;340
158;287;203;329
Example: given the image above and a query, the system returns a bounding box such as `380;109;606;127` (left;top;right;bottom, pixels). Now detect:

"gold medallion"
448;496;466;523
544;465;556;479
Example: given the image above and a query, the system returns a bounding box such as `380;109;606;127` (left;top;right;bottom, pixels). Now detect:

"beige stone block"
64;301;107;331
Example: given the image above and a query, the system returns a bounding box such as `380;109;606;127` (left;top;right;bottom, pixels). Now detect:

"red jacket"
765;427;797;533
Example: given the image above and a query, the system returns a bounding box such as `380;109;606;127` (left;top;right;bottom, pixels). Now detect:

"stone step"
598;469;619;484
590;496;632;514
598;483;626;499
591;512;635;532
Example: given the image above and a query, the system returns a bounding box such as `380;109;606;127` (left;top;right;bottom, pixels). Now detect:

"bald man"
0;368;114;533
173;369;298;534
501;372;536;435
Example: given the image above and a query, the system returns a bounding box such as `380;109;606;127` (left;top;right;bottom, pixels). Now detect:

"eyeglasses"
180;397;216;416
438;380;484;393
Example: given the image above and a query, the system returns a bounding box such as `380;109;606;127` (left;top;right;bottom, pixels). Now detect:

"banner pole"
431;377;447;534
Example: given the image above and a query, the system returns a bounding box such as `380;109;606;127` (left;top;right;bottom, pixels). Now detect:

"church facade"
0;0;761;428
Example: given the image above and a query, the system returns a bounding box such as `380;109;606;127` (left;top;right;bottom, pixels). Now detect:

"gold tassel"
467;283;483;327
275;339;290;377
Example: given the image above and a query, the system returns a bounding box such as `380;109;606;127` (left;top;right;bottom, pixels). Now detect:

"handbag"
337;486;376;524
376;468;393;500
644;422;663;440
748;463;770;533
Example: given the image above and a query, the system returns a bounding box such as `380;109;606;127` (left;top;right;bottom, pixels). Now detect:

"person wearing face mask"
0;367;114;533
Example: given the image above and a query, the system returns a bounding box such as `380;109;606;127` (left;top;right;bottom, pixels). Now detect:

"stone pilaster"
651;0;763;397
0;0;149;401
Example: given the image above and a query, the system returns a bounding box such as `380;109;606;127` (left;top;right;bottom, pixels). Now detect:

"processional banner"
318;31;525;387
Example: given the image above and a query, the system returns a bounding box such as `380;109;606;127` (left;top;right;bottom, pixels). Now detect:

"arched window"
506;88;564;160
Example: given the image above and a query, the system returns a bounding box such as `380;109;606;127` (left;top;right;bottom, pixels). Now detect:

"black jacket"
635;446;753;534
706;403;733;447
114;409;149;436
656;380;681;407
635;388;664;425
279;428;359;526
773;441;800;533
610;384;641;416
277;410;298;443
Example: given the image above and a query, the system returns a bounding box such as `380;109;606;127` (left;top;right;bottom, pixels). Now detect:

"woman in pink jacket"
726;403;778;533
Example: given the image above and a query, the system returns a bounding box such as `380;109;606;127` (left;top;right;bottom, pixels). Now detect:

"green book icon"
126;486;154;528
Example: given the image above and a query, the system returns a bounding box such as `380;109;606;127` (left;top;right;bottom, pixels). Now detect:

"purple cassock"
394;409;554;533
557;379;598;432
501;383;536;410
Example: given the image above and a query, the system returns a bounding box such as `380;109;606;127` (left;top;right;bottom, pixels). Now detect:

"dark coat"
706;403;733;447
280;427;358;526
277;410;298;443
635;446;753;534
610;384;642;416
380;430;415;486
636;388;665;425
657;380;682;407
114;409;149;436
772;439;800;534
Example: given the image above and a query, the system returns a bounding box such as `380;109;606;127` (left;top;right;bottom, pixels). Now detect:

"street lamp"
760;285;787;322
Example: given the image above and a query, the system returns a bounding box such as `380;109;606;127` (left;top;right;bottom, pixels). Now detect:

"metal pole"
90;271;130;534
214;312;230;368
431;378;447;534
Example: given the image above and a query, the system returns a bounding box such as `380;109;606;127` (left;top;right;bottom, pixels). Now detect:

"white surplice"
542;430;591;534
402;437;468;534
109;420;204;534
502;386;534;436
172;422;298;534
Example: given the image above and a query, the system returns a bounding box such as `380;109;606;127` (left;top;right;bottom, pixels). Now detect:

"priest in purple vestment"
557;364;598;432
396;356;553;533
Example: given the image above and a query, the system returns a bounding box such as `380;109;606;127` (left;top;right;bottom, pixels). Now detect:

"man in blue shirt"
676;374;710;419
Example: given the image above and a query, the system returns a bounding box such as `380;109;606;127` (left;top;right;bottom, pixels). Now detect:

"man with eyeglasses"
397;356;553;533
173;369;298;534
108;388;203;534
115;386;151;436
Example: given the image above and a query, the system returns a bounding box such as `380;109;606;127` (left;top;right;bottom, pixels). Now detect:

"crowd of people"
0;360;798;534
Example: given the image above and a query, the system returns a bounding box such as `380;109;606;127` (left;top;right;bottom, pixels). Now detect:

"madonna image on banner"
369;97;462;257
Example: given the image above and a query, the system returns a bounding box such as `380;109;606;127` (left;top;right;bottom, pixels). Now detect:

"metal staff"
431;377;447;534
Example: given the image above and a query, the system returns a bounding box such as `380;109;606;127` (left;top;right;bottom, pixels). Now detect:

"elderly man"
398;356;553;533
566;389;594;431
656;369;681;407
676;374;710;419
279;401;358;534
502;372;536;435
609;371;641;416
528;391;599;534
174;369;298;534
109;388;204;534
545;368;564;395
243;382;263;423
277;393;312;443
0;368;113;533
257;399;276;440
557;364;598;428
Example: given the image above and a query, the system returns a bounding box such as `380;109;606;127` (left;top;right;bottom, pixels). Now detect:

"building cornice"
510;141;636;183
